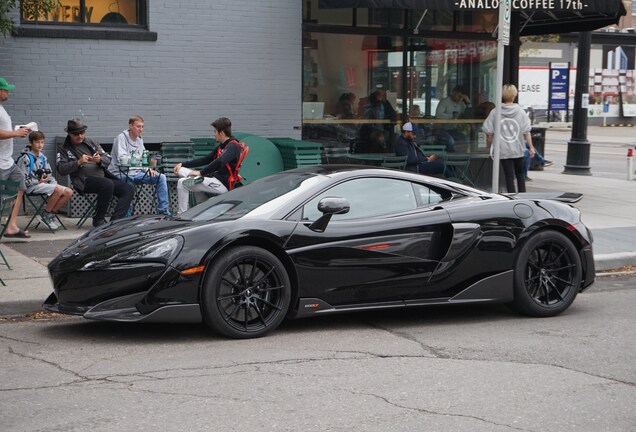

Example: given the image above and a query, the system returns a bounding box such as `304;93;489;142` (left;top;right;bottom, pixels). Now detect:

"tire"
202;246;291;339
509;230;581;317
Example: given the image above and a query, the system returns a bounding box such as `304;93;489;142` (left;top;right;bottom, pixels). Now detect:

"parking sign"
549;62;570;111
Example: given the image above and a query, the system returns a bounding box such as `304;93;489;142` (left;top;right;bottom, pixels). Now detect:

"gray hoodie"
16;146;57;190
108;129;146;176
482;103;531;159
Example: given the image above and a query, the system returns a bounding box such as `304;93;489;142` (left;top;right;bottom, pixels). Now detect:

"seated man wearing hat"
394;122;446;176
57;119;135;227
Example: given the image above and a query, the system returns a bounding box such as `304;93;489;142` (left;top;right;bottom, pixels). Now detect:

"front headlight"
116;236;183;262
82;236;184;270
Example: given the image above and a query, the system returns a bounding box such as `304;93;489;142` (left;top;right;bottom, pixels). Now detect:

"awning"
319;1;627;36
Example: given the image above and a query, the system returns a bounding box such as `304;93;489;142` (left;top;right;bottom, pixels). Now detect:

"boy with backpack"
17;131;73;229
173;117;248;214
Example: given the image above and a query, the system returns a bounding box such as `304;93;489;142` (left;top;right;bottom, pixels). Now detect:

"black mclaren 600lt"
45;166;595;338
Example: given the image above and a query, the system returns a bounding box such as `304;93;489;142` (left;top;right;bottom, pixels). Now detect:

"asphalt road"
1;275;634;432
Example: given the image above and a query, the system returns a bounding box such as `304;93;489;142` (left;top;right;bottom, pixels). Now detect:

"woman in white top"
482;84;536;193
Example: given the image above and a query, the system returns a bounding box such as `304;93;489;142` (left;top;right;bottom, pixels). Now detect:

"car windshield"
178;172;320;221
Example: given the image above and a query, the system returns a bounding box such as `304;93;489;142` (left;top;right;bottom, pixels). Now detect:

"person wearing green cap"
0;76;32;238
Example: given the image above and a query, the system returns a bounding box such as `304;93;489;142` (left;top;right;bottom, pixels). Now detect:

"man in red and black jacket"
173;117;241;214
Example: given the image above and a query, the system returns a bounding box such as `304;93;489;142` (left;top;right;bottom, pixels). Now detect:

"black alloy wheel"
202;246;291;338
509;230;581;317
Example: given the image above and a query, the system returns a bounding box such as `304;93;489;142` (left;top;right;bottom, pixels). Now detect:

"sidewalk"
1;216;91;317
2;131;636;317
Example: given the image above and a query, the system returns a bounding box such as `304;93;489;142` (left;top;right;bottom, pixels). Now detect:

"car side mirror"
308;197;350;232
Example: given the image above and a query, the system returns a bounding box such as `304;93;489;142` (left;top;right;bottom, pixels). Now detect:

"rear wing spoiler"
506;192;583;204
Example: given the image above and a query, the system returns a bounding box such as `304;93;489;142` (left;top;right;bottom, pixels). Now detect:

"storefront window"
21;0;142;26
302;31;497;153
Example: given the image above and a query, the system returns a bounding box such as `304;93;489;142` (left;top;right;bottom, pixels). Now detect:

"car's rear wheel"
509;230;581;317
202;246;291;338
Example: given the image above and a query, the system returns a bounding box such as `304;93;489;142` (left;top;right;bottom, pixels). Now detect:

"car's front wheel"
202;246;291;338
509;230;581;317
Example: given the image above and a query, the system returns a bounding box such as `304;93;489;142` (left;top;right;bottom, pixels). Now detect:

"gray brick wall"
1;0;301;165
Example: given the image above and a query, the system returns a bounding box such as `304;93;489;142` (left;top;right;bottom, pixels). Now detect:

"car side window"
412;183;444;206
302;178;417;221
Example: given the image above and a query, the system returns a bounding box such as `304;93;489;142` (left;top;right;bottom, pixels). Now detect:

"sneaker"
525;176;533;182
183;176;204;187
542;160;553;167
45;212;60;230
158;209;172;216
36;213;48;226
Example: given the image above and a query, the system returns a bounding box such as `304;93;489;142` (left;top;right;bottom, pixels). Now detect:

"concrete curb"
594;252;636;272
0;301;44;319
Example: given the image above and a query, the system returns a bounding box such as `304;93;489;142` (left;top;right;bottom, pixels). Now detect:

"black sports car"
45;166;595;338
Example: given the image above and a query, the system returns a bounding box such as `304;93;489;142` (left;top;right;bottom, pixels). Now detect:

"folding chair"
445;154;474;186
1;180;20;282
381;155;408;170
160;142;195;210
74;189;98;228
23;192;67;233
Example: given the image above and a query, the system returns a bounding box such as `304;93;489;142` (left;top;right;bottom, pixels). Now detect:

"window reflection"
302;31;497;154
303;178;417;221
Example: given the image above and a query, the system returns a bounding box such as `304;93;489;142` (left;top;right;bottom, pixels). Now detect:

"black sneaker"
542;160;553;167
525;176;533;182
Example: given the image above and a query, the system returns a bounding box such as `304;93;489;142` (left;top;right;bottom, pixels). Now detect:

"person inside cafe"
108;115;171;215
336;92;357;119
394;122;446;176
434;85;472;151
475;101;495;119
57;119;134;228
172;117;241;215
360;85;397;152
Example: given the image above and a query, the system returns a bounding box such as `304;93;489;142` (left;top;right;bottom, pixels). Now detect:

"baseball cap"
0;77;16;91
402;122;417;133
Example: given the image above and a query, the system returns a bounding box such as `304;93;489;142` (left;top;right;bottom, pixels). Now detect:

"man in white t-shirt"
0;77;31;238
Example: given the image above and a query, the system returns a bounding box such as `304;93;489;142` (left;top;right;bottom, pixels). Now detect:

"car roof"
285;165;488;195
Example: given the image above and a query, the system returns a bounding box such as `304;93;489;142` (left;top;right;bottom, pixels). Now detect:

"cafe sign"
320;0;614;12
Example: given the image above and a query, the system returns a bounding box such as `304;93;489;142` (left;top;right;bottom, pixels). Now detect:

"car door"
285;177;452;307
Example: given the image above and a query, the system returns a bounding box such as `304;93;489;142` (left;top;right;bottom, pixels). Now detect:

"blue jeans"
119;171;169;213
524;145;545;176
